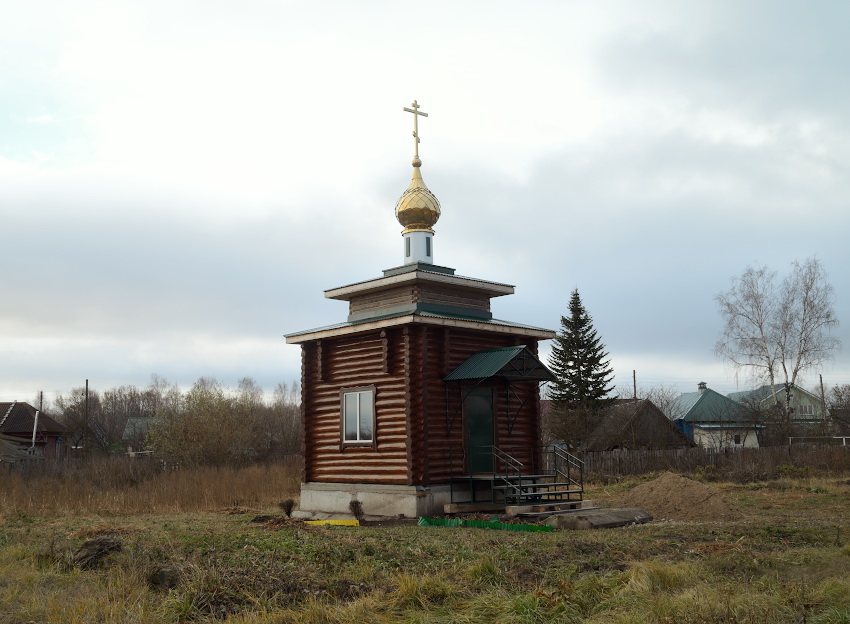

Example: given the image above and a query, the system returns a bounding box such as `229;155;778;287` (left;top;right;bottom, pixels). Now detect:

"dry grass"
1;502;849;623
0;456;302;516
3;469;850;622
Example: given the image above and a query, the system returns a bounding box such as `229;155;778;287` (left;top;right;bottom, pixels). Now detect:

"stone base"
297;482;453;519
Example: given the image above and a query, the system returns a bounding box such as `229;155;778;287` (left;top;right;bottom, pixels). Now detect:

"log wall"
301;324;544;486
348;284;492;318
302;330;409;484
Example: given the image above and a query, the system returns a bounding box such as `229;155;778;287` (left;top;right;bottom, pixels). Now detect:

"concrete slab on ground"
506;500;594;517
545;508;652;530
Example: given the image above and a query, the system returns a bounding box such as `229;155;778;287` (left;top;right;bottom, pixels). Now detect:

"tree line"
46;375;302;465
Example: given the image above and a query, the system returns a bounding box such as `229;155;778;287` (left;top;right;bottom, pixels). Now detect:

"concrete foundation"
296;482;453;519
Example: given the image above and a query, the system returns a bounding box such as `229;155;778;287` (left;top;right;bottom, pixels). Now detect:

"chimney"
697;381;707;394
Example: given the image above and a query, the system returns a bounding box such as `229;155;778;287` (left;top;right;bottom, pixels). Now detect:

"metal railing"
447;444;585;505
551;446;584;491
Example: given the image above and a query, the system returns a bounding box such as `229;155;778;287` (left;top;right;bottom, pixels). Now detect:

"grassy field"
2;465;850;623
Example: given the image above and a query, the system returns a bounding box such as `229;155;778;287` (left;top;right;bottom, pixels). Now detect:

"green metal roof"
728;384;821;404
727;385;780;403
667;388;751;424
444;346;555;382
284;311;410;338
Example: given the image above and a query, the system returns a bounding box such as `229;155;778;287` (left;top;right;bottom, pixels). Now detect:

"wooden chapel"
286;101;573;518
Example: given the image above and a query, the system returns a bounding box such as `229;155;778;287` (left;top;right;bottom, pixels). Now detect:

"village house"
285;102;581;518
728;384;828;424
0;401;66;460
666;382;761;449
583;399;695;452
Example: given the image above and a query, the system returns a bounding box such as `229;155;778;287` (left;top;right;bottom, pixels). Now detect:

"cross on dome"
403;100;428;166
396;99;440;265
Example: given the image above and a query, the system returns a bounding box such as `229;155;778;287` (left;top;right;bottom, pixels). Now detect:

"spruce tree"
548;289;615;411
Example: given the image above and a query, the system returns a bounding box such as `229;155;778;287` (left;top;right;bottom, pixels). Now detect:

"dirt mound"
618;472;742;522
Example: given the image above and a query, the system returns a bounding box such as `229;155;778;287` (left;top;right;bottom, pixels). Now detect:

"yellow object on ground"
304;519;360;526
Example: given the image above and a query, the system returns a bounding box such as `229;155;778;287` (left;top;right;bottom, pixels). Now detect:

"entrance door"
464;387;494;473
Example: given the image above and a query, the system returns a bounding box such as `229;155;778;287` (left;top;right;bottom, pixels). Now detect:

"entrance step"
493;482;581;492
506;500;595;518
443;502;507;514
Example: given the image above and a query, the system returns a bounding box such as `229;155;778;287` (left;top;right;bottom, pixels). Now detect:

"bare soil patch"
617;472;743;522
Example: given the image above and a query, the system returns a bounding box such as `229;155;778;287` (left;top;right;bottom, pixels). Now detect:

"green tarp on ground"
418;517;552;532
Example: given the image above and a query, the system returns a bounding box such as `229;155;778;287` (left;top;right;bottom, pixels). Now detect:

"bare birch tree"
715;257;840;419
829;384;850;433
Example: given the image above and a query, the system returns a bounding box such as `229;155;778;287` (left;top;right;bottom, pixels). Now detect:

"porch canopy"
444;345;555;383
443;345;555;459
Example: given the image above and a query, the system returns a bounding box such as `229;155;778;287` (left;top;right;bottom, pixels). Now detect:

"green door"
464;387;494;473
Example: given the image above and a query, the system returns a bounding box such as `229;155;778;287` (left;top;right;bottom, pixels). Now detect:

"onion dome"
394;161;441;234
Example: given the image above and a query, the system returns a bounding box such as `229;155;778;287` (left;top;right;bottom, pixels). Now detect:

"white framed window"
797;404;814;416
341;386;376;445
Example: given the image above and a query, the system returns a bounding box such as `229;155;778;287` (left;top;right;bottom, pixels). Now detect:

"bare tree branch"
715;257;841;419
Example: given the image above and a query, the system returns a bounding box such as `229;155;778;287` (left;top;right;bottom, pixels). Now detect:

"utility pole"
633;370;637;400
85;379;89;453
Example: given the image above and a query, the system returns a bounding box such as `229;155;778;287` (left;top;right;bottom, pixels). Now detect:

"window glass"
359;391;373;440
344;393;358;441
342;388;375;444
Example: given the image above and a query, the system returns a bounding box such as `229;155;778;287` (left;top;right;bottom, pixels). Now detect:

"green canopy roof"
444;346;555;383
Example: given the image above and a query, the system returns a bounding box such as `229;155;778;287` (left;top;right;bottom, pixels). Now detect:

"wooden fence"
580;444;850;480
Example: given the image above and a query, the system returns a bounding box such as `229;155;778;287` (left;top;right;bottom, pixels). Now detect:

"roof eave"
286;314;554;344
324;270;515;301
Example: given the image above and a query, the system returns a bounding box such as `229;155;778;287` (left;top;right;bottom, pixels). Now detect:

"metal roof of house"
667;388;751;424
444;346;555;382
122;415;153;441
728;384;821;404
0;402;65;435
728;384;782;403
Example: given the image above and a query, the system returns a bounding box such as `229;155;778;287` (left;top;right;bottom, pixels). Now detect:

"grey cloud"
596;3;850;120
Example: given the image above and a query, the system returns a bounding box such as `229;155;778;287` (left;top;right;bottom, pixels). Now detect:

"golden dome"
395;161;441;234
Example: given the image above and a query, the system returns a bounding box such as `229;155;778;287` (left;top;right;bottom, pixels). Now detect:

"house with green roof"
728;384;827;423
665;382;761;449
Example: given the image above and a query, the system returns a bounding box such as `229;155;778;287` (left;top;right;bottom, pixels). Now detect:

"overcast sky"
2;1;848;406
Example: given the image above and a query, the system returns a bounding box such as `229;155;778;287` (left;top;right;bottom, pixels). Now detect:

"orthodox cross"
403;100;428;161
